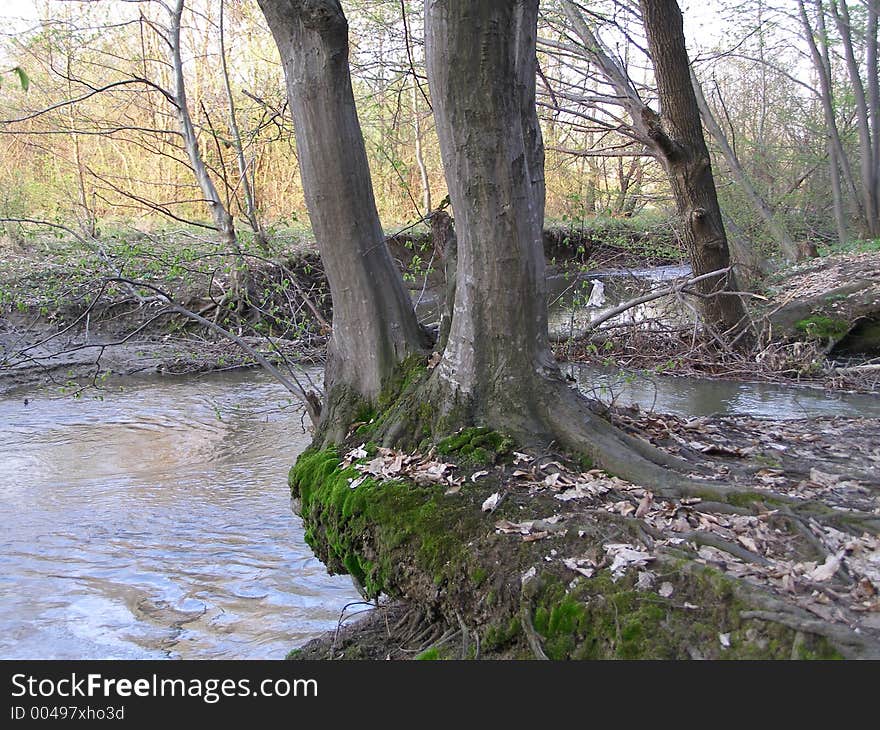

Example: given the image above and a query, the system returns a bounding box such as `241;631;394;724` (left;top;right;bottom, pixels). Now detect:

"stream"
0;374;362;660
1;365;878;660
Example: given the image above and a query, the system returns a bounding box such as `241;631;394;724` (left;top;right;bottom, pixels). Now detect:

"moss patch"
290;447;486;600
526;568;843;660
436;426;515;465
795;315;851;342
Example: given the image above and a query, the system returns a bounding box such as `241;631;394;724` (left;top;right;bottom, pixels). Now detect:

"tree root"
519;604;549;660
679;530;773;567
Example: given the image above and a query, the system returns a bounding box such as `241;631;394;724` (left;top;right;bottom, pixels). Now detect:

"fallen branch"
551;267;737;343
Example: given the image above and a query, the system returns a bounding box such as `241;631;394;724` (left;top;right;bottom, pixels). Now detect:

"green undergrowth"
795;315;851;342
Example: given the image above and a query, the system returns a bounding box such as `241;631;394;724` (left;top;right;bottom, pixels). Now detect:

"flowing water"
0;373;362;660
2;361;879;660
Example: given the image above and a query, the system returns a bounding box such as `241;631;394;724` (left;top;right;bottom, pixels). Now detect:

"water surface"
0;373;362;659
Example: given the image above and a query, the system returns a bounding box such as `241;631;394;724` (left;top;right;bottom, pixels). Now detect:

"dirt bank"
285;409;879;660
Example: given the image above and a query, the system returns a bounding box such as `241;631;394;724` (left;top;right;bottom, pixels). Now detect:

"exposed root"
519;604;550;660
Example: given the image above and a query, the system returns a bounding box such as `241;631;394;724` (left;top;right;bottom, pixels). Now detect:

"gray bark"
170;0;241;260
426;0;559;424
639;0;748;336
219;0;269;252
829;0;879;237
258;0;426;411
797;0;860;243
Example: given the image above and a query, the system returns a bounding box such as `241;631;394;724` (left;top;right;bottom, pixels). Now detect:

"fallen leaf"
658;582;674;598
807;552;843;582
563;556;595;578
719;633;731;648
481;492;502;512
348;475;367;490
471;470;489;482
604;543;655;579
495;519;533;535
635;492;654;518
523;531;550;542
809;468;841;488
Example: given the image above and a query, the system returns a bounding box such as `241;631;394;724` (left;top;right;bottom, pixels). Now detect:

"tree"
258;0;713;492
557;0;749;336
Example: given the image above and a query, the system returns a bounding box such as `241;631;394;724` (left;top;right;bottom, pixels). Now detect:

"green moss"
415;647;441;660
724;491;784;508
481;617;521;652
285;648;304;660
377;354;429;412
523;567;836;660
576;454;594;471
436;426;514;464
470;567;488;586
290;447;482;600
795;315;850;341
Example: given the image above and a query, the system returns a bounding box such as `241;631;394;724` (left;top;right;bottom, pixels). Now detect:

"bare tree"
558;0;748;337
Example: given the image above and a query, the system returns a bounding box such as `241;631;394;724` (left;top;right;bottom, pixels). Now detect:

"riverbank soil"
288;412;880;660
0;231;330;394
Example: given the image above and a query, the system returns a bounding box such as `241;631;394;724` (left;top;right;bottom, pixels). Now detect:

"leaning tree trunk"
169;0;245;288
639;0;748;337
258;0;426;437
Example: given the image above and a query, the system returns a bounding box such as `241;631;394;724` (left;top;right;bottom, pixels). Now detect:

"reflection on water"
0;372;362;659
569;363;880;420
548;265;694;339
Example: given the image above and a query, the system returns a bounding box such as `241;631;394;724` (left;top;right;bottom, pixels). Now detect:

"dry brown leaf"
635;492;654;518
523;531;550;543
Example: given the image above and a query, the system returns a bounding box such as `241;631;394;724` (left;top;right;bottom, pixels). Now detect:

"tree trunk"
639;0;748;337
169;0;245;287
829;0;880;238
426;0;559;428
561;0;750;338
258;0;427;437
219;0;270;252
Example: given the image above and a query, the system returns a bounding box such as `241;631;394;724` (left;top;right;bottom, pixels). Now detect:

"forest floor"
290;410;880;660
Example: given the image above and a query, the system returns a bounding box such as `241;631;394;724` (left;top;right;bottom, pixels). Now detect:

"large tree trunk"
426;0;559;429
258;0;427;437
639;0;748;337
